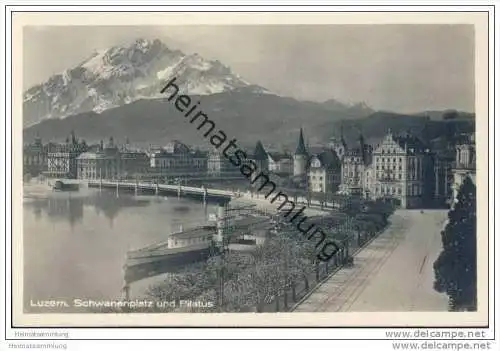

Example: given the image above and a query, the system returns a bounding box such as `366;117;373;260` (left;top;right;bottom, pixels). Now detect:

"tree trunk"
304;275;309;291
284;290;289;309
275;295;280;312
292;283;297;302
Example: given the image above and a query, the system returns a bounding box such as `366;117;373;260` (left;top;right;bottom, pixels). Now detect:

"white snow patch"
81;50;108;75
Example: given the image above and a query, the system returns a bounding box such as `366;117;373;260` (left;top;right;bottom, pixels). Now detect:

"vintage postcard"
11;11;490;328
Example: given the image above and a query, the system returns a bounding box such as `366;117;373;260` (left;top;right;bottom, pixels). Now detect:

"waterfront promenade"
293;210;449;312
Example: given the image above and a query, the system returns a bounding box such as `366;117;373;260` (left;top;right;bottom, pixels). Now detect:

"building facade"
76;138;121;180
363;130;433;208
46;131;87;179
149;140;208;177
267;152;293;175
451;134;476;202
23;135;48;176
207;150;241;178
328;126;347;161
120;149;150;179
308;149;342;194
433;150;455;207
340;134;373;196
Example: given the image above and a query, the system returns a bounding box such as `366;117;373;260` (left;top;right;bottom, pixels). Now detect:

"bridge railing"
87;180;234;197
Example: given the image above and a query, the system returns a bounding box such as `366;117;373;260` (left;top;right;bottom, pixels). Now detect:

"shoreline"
232;192;330;217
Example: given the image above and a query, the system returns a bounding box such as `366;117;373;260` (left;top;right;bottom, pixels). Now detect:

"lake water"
22;183;217;312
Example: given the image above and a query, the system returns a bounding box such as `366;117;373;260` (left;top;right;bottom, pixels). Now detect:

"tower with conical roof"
293;128;309;177
253;140;269;173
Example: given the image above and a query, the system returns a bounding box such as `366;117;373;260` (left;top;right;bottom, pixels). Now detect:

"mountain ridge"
23;38;269;127
23;90;474;151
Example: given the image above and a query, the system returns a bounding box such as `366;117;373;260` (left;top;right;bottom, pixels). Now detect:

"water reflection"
23;186;216;313
24;191;152;227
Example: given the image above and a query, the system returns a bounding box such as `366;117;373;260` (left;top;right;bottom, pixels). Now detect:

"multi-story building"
363;130;433;208
207;150;241;178
23;135;48;176
292;129;342;192
46;131;87;179
149;140;208;177
76;138;121;180
120;149;150;180
308;149;342;193
267;152;293;175
340;134;373;196
451;133;476;202
433;148;455;207
328;125;347;160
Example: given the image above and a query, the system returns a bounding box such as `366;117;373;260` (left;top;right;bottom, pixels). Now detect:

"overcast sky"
23;25;474;113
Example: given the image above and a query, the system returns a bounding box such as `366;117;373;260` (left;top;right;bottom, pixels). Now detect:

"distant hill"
411;109;475;121
23;91;475;150
23;91;376;150
323;111;475;147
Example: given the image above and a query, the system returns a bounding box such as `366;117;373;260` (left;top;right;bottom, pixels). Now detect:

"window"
397;188;402;194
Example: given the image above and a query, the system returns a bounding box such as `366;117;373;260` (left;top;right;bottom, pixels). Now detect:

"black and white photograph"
8;10;491;332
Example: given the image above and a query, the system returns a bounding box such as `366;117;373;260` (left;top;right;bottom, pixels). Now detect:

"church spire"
295;128;308;156
340;123;347;147
253;140;268;161
359;132;366;163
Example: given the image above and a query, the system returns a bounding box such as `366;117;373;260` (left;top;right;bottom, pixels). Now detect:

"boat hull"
124;247;212;283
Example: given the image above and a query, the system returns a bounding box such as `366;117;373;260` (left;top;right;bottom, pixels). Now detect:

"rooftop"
309;149;341;170
295;128;308;156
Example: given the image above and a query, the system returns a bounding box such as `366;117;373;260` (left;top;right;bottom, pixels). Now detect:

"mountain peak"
23;38;268;126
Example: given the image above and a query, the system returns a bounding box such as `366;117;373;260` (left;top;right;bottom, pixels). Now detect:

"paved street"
294;210;450;312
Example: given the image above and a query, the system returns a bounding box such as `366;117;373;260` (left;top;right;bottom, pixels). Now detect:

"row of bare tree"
143;199;394;313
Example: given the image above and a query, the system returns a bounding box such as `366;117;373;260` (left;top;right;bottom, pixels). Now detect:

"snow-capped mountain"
23;38;268;126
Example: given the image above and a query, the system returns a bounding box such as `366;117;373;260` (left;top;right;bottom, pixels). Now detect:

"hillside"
23;91;474;150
